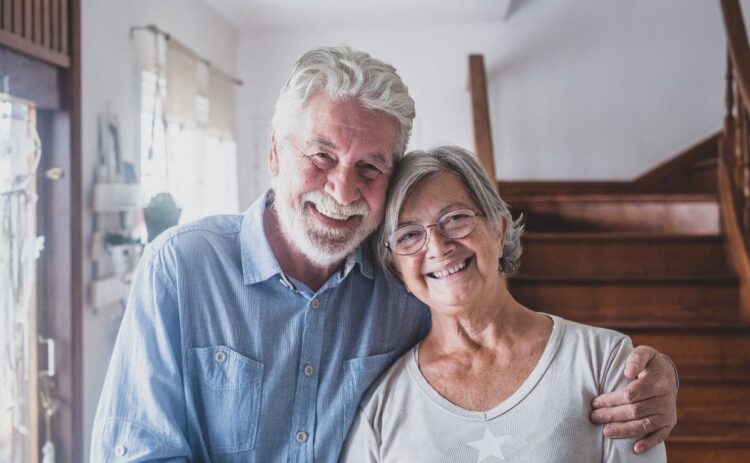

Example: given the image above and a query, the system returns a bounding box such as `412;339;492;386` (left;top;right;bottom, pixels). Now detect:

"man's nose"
325;167;360;205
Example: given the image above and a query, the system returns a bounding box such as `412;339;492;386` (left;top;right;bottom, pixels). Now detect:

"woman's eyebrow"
396;203;469;227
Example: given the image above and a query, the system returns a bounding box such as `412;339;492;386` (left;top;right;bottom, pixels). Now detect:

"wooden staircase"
502;168;750;462
465;3;750;460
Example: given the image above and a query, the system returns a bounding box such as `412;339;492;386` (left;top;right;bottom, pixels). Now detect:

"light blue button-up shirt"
91;191;430;462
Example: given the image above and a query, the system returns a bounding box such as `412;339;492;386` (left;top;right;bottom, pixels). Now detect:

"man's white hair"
271;45;416;159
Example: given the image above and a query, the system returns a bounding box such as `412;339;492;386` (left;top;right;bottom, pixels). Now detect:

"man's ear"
268;131;280;177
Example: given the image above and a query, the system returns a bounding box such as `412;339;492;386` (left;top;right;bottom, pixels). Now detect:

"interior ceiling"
201;0;514;29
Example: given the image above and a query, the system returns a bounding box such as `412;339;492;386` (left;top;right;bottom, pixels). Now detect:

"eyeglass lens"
388;209;478;255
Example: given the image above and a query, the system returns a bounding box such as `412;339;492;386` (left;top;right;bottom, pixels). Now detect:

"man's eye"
308;153;335;169
359;164;384;180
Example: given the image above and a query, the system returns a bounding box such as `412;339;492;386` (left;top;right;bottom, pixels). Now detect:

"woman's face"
392;172;506;314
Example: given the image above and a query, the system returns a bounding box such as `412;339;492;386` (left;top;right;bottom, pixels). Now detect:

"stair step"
538;303;740;325
668;422;750;463
666;446;750;463
676;383;750;424
510;196;719;234
509;277;739;312
678;366;750;385
520;233;731;278
629;331;750;369
563;315;747;332
671;422;750;444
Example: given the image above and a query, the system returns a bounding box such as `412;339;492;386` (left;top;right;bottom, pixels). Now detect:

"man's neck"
262;206;344;292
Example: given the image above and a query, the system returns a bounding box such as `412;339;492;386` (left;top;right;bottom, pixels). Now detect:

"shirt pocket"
188;346;263;454
341;350;399;443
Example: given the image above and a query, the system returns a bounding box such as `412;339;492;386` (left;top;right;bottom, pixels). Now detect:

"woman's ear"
497;216;509;252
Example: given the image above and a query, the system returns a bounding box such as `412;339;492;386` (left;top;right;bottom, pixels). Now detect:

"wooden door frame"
2;0;81;460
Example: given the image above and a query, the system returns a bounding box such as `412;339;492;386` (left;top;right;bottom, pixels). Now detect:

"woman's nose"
425;226;454;258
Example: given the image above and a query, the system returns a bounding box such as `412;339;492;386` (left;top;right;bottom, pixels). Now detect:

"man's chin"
299;240;357;267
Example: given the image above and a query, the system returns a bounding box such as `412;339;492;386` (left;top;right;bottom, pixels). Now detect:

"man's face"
269;93;398;266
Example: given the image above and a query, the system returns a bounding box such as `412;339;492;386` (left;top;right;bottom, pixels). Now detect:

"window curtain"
133;31;239;224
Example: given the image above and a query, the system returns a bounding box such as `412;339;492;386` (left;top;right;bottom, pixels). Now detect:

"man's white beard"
272;185;378;267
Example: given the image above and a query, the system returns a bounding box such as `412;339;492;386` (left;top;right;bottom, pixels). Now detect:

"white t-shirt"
340;315;667;462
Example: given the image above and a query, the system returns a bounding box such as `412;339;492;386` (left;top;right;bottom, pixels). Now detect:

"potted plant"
143;192;182;243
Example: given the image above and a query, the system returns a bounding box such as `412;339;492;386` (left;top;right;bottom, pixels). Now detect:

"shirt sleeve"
600;336;667;463
339;407;381;463
90;247;192;462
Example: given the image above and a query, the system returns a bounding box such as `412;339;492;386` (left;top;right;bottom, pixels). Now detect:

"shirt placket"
288;291;328;463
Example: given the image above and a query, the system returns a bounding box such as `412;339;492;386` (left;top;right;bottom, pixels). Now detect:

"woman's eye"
446;213;470;223
397;231;422;244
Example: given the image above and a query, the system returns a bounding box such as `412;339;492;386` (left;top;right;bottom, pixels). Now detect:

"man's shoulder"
145;214;243;262
357;350;413;414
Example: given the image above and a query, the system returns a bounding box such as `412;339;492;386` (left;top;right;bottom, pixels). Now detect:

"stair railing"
719;0;750;313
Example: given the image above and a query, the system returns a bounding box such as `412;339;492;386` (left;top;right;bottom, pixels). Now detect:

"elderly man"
92;46;677;462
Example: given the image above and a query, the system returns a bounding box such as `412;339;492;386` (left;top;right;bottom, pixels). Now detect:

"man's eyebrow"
363;153;392;169
305;138;337;151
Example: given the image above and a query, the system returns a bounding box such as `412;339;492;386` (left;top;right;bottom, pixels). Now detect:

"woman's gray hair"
271;45;415;159
375;145;524;278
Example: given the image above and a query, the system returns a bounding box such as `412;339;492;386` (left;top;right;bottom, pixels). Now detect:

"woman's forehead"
399;172;476;220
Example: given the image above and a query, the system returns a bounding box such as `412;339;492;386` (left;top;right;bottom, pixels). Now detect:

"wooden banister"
468;54;497;179
721;0;750;113
719;0;750;316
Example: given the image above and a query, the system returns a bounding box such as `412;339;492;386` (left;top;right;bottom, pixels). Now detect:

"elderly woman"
340;146;667;462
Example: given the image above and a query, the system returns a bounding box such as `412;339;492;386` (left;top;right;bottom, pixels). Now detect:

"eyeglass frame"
383;208;484;256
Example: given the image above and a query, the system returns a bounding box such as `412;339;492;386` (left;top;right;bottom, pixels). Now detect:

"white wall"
81;0;236;457
235;0;740;209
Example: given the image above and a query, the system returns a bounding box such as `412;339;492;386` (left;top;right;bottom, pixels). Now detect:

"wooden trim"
69;0;82;458
13;0;23;35
497;132;720;197
0;27;68;66
33;0;40;44
3;0;11;31
468;54;496;179
635;132;720;187
23;0;31;40
59;0;65;54
718;159;750;317
721;0;750;114
41;0;48;47
50;0;57;52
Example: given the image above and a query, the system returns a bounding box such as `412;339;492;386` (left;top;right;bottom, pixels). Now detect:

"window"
140;68;239;225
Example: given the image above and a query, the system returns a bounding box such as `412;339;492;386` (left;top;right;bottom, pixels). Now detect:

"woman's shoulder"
551;314;631;353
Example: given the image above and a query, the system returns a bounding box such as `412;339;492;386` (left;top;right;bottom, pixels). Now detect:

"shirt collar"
240;189;375;285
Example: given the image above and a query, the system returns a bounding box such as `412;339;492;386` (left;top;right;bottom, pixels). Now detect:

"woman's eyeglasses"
385;208;482;256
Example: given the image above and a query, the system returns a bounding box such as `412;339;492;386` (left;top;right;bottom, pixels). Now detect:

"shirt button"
304;364;314;376
214;351;227;363
296;431;308;443
311;298;320;309
114;445;127;456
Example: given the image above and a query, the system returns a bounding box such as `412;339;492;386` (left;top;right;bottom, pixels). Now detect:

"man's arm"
590;345;678;455
91;248;193;461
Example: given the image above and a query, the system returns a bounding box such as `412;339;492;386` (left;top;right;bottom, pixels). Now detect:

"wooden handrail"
719;0;750;316
721;0;750;113
468;55;497;179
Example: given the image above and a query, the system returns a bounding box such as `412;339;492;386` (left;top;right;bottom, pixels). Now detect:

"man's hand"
590;345;678;454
